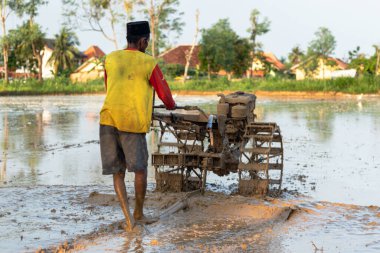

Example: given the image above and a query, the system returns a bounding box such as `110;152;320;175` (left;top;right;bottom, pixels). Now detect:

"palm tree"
373;44;380;76
48;27;79;76
248;9;270;77
288;46;304;65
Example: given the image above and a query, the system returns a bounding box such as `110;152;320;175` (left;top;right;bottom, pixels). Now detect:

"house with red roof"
158;45;285;78
290;57;350;80
70;45;106;83
158;45;200;68
249;52;285;77
82;46;106;61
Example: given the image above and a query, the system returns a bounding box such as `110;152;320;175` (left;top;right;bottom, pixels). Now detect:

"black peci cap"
127;21;150;36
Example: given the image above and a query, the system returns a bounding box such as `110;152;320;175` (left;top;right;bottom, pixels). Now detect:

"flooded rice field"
0;94;380;252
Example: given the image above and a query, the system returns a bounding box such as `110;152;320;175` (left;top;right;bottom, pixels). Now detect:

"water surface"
0;94;379;252
1;95;379;205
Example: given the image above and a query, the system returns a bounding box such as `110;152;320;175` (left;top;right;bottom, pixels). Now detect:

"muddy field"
0;94;380;252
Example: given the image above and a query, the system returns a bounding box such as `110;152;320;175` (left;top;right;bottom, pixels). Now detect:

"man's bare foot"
120;222;134;232
134;215;159;224
120;222;144;233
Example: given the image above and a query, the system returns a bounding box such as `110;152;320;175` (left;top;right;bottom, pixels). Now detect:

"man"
99;21;176;231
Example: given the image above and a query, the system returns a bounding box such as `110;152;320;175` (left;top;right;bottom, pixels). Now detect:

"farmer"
99;21;176;231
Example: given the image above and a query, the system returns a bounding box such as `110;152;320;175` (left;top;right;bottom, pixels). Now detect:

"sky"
8;0;380;61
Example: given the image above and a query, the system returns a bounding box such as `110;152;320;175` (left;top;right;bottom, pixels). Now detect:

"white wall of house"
294;59;349;80
315;67;333;80
15;67;30;74
41;46;54;79
295;69;305;80
296;67;334;80
331;69;357;78
251;58;265;72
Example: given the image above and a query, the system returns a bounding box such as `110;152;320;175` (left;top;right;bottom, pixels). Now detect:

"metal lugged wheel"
238;122;284;196
152;120;206;192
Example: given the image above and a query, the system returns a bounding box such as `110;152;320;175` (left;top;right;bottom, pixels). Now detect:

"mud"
280;200;380;252
1;95;380;252
39;191;295;253
32;192;380;253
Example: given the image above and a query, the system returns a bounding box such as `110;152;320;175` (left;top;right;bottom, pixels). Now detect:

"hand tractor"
152;92;284;196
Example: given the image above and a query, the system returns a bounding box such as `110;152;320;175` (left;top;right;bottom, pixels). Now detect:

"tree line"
1;1;380;85
1;0;184;84
1;0;81;82
199;14;380;80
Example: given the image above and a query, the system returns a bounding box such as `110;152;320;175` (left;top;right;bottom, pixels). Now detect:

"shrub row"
1;75;379;95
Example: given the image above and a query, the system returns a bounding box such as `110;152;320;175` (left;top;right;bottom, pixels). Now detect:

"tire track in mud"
1;140;100;162
43;140;100;152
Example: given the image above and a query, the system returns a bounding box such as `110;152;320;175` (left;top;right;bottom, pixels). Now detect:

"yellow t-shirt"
100;50;156;133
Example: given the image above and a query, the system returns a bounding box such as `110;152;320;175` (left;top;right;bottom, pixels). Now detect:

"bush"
1;75;379;95
160;64;185;79
168;76;380;94
0;77;104;95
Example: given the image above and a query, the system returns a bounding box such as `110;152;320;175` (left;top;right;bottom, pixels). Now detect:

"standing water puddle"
0;95;380;252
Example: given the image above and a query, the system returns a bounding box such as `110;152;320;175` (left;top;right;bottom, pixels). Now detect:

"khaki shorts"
99;125;148;175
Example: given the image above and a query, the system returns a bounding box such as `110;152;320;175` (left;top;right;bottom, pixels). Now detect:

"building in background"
1;39;56;79
158;45;200;68
70;45;105;83
248;52;285;78
41;39;56;79
290;57;351;80
159;45;285;78
81;46;106;62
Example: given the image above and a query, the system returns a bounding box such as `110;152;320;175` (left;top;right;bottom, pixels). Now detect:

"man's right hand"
167;104;177;111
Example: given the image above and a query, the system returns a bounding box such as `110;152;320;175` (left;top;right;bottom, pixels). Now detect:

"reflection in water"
9;111;45;184
255;98;380;206
1;112;8;182
0;97;104;186
257;101;336;141
51;111;80;140
123;236;144;253
304;105;334;141
256;99;377;142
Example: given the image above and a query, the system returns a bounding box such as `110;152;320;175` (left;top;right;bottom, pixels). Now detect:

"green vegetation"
169;76;380;94
63;0;128;50
0;77;104;95
130;0;184;57
299;27;337;77
248;9;271;57
2;3;380;96
199;19;251;80
1;76;379;96
48;27;80;76
7;0;48;82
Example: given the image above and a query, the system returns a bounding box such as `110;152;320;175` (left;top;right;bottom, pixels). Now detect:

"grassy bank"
1;76;380;95
0;77;105;96
170;76;380;94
